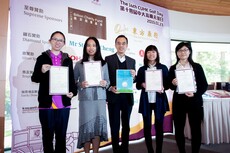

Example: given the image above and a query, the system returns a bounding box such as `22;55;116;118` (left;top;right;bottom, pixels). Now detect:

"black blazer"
31;50;77;108
136;63;169;120
168;62;208;107
105;53;136;105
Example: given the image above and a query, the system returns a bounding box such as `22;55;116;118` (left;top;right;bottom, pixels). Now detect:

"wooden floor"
99;134;230;153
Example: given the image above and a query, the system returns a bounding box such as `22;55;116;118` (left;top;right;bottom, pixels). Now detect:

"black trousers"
108;94;133;153
173;95;203;153
143;103;164;153
39;108;70;153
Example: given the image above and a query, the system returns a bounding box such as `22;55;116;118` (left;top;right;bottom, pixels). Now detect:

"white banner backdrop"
10;0;172;152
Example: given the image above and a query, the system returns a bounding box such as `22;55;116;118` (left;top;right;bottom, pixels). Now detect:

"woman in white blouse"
136;45;170;153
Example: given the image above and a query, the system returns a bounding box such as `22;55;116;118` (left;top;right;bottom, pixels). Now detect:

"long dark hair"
81;37;106;66
49;31;66;44
174;41;194;65
143;45;160;67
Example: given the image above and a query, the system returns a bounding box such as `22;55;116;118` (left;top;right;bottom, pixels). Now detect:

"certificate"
116;69;133;93
175;69;196;93
49;66;69;95
145;69;163;91
83;61;102;86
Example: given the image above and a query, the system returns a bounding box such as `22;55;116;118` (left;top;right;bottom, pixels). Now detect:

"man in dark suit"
105;35;136;153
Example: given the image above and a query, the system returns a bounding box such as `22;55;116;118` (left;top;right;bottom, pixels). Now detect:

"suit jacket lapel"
125;56;132;69
111;54;119;69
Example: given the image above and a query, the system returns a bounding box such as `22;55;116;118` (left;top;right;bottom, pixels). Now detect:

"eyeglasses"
178;48;189;53
51;38;65;43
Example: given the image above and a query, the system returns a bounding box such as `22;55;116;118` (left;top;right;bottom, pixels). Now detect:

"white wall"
169;10;230;42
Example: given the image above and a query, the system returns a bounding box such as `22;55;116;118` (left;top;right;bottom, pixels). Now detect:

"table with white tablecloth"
184;96;230;144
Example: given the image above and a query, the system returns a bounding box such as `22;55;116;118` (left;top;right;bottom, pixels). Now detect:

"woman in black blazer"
136;45;169;153
31;31;77;153
168;42;208;153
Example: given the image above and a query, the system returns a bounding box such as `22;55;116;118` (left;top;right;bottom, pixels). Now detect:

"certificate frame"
83;61;102;86
145;69;163;91
49;66;69;95
175;69;196;94
116;69;133;93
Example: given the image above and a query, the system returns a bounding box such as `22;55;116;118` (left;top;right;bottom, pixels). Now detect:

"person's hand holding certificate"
49;66;69;95
145;69;163;91
83;61;102;86
175;69;196;94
